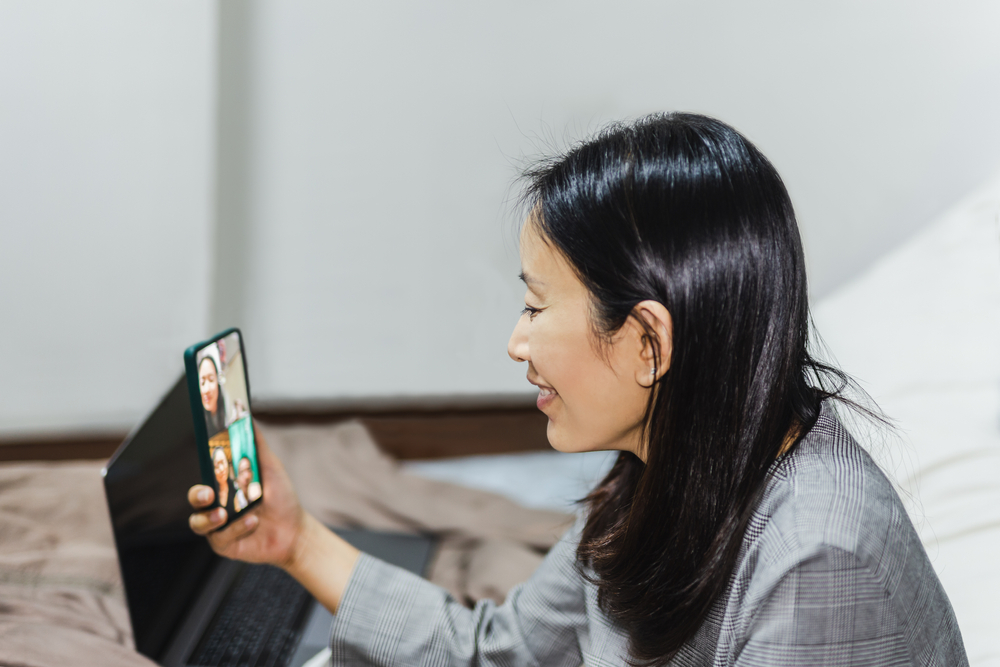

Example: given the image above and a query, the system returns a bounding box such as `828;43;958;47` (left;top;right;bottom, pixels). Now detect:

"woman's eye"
521;305;541;319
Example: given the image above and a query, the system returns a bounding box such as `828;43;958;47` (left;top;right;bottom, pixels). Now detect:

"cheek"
563;371;641;449
535;323;646;453
530;317;587;392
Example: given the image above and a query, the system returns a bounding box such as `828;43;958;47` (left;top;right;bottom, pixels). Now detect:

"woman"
198;355;227;439
187;114;967;665
211;445;233;511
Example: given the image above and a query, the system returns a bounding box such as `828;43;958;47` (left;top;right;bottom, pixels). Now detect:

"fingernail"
198;488;211;502
245;515;257;528
215;508;225;521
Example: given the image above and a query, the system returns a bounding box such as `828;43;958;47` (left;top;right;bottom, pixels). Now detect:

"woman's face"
213;449;229;485
508;220;670;460
199;358;219;414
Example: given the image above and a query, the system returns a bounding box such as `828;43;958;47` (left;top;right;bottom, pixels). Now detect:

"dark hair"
522;113;851;664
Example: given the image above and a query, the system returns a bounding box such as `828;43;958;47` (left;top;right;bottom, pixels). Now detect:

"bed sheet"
813;172;1000;666
404;449;617;513
0;421;572;666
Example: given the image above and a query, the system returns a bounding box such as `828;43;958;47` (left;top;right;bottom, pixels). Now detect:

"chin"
544;420;565;451
546;420;596;454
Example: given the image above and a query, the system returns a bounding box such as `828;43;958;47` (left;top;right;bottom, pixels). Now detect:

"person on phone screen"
199;355;227;439
212;446;232;511
233;456;261;512
187;114;967;665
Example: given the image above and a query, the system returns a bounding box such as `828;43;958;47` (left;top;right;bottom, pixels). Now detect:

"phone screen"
190;330;262;519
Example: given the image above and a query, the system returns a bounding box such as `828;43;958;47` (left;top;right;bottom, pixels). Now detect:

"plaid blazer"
329;405;968;666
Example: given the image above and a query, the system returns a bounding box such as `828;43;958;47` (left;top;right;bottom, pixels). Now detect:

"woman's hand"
187;424;361;613
188;425;306;569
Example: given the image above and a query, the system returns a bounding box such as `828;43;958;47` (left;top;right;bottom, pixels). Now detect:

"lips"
530;378;558;411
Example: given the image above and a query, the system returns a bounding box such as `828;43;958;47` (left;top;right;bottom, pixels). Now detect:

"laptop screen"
103;376;220;660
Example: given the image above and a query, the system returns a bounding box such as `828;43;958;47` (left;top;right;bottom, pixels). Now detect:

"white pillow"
813;173;1000;666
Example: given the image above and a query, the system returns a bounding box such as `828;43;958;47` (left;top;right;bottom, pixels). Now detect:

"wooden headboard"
0;399;549;463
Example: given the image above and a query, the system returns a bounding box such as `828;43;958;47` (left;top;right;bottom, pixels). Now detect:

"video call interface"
196;332;262;516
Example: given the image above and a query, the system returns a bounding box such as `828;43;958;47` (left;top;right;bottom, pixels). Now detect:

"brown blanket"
0;420;572;666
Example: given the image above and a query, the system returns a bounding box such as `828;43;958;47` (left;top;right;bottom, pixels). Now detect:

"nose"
508;313;530;363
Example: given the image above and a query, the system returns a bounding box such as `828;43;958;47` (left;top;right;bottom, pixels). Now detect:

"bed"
0;419;575;667
1;175;997;665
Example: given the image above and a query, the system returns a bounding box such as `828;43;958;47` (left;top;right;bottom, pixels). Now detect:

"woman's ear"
631;300;672;388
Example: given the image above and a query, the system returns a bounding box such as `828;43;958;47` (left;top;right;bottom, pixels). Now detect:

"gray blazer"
329;405;968;665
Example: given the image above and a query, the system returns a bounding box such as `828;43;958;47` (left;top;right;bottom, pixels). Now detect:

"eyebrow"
518;271;543;287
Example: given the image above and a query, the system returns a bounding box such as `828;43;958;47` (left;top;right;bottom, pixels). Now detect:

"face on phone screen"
194;332;262;515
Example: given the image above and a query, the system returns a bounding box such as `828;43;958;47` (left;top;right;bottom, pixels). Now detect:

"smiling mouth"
534;384;558;410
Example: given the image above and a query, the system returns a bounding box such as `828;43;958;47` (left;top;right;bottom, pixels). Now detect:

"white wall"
0;2;216;436
226;0;1000;403
4;1;1000;435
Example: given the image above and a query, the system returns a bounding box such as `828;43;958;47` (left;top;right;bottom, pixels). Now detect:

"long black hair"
522;113;850;664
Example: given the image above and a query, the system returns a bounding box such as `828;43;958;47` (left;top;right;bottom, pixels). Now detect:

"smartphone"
183;328;263;526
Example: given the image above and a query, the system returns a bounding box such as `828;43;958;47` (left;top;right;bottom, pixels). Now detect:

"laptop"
102;376;435;666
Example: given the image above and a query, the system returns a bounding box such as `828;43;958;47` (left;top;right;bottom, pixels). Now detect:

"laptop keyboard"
189;563;312;667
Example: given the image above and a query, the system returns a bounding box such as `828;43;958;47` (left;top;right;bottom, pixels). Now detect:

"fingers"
188;485;222;536
208;512;260;552
253;422;294;493
188;484;215;509
189;506;227;536
253;422;276;463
